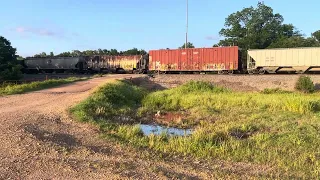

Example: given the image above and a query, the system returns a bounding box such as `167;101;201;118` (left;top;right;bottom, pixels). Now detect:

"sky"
0;0;319;57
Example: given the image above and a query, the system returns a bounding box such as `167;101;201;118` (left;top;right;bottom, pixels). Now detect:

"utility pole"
185;0;188;49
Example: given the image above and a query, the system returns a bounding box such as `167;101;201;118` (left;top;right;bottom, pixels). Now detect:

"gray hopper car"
23;57;87;73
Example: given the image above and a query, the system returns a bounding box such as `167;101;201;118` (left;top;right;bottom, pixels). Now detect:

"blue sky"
0;0;319;57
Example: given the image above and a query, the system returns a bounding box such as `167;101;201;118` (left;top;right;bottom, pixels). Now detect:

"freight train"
21;46;320;74
149;46;320;74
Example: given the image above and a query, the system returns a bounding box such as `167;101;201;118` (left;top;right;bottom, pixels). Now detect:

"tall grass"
71;80;320;178
0;77;84;95
70;80;147;124
141;81;320;115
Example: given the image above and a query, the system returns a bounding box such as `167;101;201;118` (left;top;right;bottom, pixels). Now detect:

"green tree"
71;50;82;56
110;49;119;55
217;2;300;49
269;36;320;48
312;30;320;42
34;52;48;57
98;49;105;55
17;56;24;60
124;48;139;55
123;48;147;55
140;49;147;55
179;42;195;49
50;52;54;57
0;36;22;81
57;52;72;57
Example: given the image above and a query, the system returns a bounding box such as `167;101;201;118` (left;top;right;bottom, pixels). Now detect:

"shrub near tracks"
295;75;315;93
71;80;320;179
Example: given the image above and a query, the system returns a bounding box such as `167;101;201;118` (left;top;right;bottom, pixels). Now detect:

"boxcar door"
180;50;187;71
187;50;193;71
192;49;200;71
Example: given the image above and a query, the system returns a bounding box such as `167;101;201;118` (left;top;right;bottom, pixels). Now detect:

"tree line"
32;48;147;58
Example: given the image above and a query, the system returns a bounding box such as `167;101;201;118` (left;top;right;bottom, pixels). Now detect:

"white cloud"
12;26;79;39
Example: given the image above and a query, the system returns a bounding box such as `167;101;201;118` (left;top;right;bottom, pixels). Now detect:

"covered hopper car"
84;55;148;73
22;55;148;74
22;57;87;73
247;47;320;74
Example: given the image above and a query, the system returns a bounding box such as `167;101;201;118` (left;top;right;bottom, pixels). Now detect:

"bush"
295;76;315;93
262;88;290;94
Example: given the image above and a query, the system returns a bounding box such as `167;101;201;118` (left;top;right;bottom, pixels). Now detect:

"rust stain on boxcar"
149;47;239;72
85;55;143;72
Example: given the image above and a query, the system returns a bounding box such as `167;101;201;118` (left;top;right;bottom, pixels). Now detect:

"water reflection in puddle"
139;124;192;136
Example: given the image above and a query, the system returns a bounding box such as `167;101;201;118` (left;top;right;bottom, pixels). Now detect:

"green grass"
0;77;85;95
71;80;320;179
70;80;147;126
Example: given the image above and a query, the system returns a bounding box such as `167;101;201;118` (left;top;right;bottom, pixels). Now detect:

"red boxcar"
149;46;240;73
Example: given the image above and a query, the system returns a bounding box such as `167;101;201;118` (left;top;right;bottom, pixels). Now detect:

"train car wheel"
296;70;304;74
218;70;223;75
252;69;259;74
259;69;266;75
228;70;234;75
248;70;254;75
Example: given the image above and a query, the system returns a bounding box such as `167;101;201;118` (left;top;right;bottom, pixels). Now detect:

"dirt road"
0;74;272;179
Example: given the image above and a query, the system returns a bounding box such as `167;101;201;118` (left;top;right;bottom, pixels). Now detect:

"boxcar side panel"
149;46;239;71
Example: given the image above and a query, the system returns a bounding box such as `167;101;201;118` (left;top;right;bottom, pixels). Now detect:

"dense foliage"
312;30;320;42
215;2;320;52
0;36;22;81
179;42;195;49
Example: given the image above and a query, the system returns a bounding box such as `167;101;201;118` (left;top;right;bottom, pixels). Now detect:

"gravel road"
0;74;277;179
